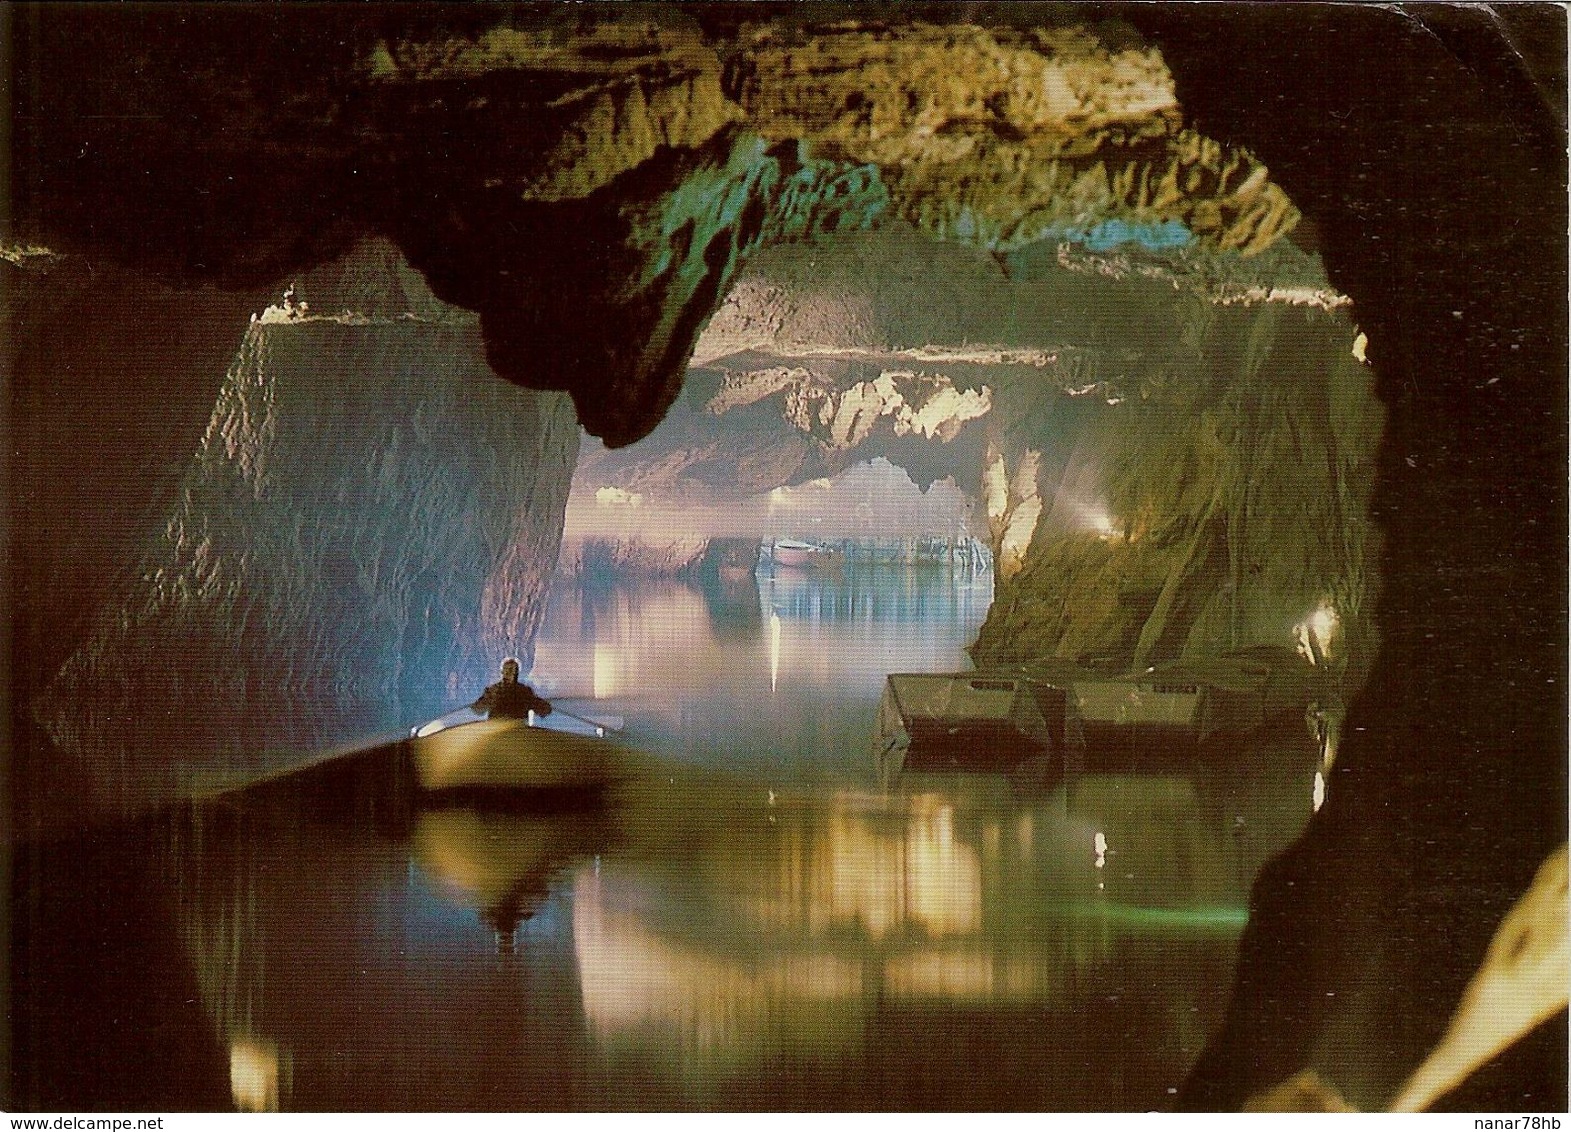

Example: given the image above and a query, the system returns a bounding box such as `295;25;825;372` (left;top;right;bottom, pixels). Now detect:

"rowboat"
878;648;1330;776
770;538;827;568
410;715;633;795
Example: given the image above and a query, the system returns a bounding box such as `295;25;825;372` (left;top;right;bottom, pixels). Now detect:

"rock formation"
1125;3;1568;1110
11;5;1299;450
735;21;1298;254
973;298;1381;679
575;226;1379;679
39;242;579;808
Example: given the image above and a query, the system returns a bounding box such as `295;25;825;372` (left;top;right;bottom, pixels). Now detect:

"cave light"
592;644;621;699
1088;509;1122;539
1352;330;1370;364
1292;600;1340;666
594;486;643;507
1313;770;1327;813
1308;602;1340;659
1094;831;1108;869
769;612;781;693
230;1037;282;1113
1293;600;1341;666
1058;493;1123;540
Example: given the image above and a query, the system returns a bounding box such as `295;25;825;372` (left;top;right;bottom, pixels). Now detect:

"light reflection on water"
16;565;1320;1111
531;566;994;777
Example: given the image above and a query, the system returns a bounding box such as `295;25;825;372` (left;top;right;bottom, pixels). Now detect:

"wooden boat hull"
411;718;631;794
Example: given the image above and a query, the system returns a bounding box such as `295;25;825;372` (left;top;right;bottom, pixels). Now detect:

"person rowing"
472;657;553;721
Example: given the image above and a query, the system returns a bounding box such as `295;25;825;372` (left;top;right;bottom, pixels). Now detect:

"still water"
12;564;1320;1111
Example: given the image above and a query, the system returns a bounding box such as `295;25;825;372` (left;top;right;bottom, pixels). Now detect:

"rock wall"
585;225;1348;539
1125;3;1568;1110
973;299;1381;678
735;21;1299;254
560;535;711;580
39;244;580;810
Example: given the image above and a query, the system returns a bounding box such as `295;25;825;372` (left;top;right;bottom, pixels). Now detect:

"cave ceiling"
11;4;1303;447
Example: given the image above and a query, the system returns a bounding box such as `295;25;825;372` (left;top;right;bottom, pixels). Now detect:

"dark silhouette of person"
473;657;553;720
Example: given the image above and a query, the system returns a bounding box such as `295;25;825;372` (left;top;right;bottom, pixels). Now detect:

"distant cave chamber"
571;226;1381;686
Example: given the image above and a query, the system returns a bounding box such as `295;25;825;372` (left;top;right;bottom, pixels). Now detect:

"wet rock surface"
36;243;579;814
972;300;1381;678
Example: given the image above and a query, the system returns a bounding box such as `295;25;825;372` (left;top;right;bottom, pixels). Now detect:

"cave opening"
543;216;1379;719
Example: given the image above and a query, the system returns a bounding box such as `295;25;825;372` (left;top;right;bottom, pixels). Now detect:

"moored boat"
879;648;1331;777
876;671;1079;785
770;538;827;568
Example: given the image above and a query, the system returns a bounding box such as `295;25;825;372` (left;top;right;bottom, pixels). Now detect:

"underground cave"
4;2;1566;1115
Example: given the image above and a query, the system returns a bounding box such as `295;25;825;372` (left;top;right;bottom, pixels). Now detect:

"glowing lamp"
1308;603;1340;658
1088;511;1121;539
230;1038;281;1113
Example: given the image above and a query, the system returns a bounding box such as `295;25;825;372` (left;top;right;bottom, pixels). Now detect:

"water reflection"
14;565;1322;1111
701;570;764;643
562;771;1270;1106
153;754;614;1110
412;806;621;954
531;566;993;778
229;1037;286;1113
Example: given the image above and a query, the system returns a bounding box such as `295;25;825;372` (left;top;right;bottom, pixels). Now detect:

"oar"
410;698;624;739
543;705;624;737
